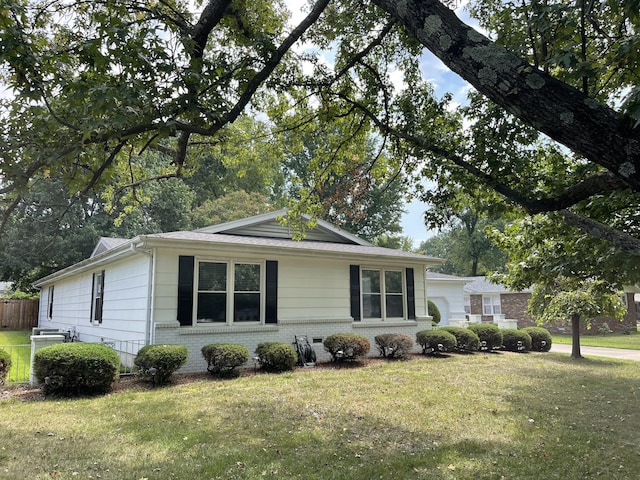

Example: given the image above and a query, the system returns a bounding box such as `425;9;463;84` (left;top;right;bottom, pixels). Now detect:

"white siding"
38;253;151;343
425;279;468;325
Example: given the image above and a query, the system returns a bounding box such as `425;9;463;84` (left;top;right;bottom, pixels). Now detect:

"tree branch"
371;0;640;190
561;210;640;257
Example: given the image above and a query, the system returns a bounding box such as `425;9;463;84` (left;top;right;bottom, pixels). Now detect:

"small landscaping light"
148;367;157;387
252;356;260;372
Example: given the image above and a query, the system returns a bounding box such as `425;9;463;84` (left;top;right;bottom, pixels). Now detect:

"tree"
491;215;640;357
0;178;103;290
528;278;626;359
420;214;506;276
1;0;639;257
189;190;274;228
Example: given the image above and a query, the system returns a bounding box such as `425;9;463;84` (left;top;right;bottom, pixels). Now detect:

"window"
47;286;54;320
91;270;105;324
482;295;501;315
362;268;405;319
464;295;471;315
197;262;227;323
196;261;262;324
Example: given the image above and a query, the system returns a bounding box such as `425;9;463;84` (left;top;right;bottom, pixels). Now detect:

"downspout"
131;243;155;346
424;267;429;320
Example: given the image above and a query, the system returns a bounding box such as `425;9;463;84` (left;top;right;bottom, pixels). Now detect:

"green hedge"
501;329;532;352
33;343;120;396
323;334;371;362
134;344;188;385
428;300;441;325
255;342;297;372
202;343;249;377
374;333;414;359
467;323;503;351
416;329;457;354
521;327;552;352
0;348;11;385
440;326;480;353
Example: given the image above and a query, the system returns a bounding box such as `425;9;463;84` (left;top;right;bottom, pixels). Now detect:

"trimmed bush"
0;348;11;385
33;343;120;396
374;333;414;359
416;329;457;354
501;329;532;352
468;323;503;351
428;300;441;325
440;326;480;353
134;344;188;386
202;343;249;377
323;334;371;362
254;342;297;372
521;327;552;352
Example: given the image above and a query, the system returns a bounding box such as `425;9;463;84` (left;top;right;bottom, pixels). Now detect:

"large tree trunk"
370;0;640;190
570;313;582;359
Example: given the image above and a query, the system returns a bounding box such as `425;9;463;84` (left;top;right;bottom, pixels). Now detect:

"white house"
33;210;443;372
424;271;469;326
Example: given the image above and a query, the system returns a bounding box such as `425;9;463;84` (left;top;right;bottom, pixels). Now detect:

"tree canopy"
1;0;639;271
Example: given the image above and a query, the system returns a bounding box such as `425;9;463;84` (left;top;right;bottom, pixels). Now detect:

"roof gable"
91;237;129;258
196;209;371;245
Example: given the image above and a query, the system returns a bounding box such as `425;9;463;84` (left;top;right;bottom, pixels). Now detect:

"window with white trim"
464;295;471;314
196;261;262;324
362;268;405;319
482;295;501;315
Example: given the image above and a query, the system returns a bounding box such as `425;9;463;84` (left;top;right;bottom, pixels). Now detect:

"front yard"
552;330;640;350
1;352;640;479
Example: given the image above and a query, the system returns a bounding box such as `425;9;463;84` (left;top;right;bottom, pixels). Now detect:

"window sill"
352;320;418;328
178;324;279;335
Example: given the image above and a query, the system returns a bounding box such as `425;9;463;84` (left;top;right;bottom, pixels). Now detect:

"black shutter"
90;274;96;323
350;265;361;321
406;268;416;320
265;260;278;324
177;256;194;326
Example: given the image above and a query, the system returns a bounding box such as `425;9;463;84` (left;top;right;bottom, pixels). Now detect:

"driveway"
550;343;640;361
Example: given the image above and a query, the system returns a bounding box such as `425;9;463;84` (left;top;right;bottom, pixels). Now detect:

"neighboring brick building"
464;277;638;335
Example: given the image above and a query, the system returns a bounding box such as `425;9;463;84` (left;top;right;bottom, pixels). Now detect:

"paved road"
550;343;640;361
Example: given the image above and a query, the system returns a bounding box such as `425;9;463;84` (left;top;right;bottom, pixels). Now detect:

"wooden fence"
0;299;39;330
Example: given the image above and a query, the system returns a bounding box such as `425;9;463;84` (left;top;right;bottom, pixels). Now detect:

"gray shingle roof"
463;276;532;294
143;231;442;263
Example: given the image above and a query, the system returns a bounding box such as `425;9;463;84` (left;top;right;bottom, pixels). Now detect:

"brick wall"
469;292;637;334
501;294;535;327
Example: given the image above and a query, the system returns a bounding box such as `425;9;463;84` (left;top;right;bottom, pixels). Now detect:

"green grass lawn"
0;329;31;383
2;352;640;479
552;331;640;350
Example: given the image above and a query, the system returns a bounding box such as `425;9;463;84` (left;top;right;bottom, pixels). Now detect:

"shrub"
134;344;188;386
440;326;480;352
428;300;441;325
374;333;414;359
0;348;11;385
468;323;503;351
521;327;552;352
33;343;120;396
323;334;371;362
501;329;532;352
201;343;249;377
254;342;297;372
416;329;457;354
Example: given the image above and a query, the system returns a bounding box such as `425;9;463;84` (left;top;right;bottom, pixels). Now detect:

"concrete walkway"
550;343;640;361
